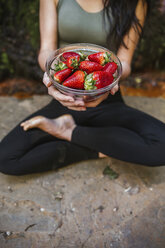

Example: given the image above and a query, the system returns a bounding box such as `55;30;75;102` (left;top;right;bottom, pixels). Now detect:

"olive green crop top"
57;0;113;49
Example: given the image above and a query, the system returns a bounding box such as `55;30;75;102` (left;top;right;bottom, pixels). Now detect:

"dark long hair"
103;0;150;51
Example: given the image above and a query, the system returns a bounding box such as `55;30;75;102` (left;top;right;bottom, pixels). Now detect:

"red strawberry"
63;70;86;89
53;61;67;71
62;52;80;60
103;62;118;74
88;52;111;66
84;71;114;90
62;51;87;61
66;55;80;69
79;61;103;74
54;68;72;83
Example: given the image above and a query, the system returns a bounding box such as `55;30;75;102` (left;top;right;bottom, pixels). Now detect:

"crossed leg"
20;101;165;166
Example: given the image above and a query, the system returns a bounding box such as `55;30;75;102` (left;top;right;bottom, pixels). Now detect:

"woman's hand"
43;72;119;110
43;72;86;111
110;83;119;95
85;83;119;107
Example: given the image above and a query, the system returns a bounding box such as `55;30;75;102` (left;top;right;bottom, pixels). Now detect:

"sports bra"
57;0;113;49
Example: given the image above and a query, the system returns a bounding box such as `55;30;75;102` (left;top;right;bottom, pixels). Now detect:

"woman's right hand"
43;72;86;111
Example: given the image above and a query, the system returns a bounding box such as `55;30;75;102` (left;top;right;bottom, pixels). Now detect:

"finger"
85;92;109;107
48;86;74;102
110;84;119;95
114;84;119;92
60;100;85;107
68;106;86;111
43;72;52;87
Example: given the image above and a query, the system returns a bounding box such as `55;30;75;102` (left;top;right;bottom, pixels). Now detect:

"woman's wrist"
120;61;131;80
38;49;55;71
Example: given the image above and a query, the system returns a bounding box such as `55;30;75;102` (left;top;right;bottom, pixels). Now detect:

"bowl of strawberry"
46;43;122;102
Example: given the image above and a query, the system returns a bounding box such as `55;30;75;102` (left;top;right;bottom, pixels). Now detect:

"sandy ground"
0;95;165;248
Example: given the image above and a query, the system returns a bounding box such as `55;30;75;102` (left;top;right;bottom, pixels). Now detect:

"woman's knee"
0;136;25;175
0;158;17;175
0;148;19;175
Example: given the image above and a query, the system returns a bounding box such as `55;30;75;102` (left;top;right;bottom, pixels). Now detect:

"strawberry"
79;61;103;74
62;51;87;61
88;52;111;66
84;71;114;90
63;70;86;89
53;61;67;72
66;55;80;69
103;61;118;74
62;52;80;60
54;68;72;83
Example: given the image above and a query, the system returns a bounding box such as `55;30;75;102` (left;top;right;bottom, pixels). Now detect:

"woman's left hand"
110;83;119;95
85;83;119;108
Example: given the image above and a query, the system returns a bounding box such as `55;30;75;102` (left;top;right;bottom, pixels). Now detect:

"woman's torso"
56;0;123;103
57;0;112;49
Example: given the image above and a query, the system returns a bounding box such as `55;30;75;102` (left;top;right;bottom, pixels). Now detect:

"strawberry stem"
54;62;67;71
78;51;87;61
84;73;97;90
71;58;79;69
104;52;111;65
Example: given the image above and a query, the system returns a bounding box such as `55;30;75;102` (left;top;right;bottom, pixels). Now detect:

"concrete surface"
0;95;165;248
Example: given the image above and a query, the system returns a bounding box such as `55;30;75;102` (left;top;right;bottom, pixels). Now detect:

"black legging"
0;91;165;175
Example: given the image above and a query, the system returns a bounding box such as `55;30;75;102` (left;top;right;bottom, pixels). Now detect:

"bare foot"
20;114;76;141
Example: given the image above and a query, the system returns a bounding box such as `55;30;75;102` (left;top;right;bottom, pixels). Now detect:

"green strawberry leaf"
103;166;119;180
84;73;97;90
78;51;87;61
54;62;67;71
104;52;111;64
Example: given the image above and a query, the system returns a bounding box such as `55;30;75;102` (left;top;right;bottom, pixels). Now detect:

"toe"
21;116;48;131
21;121;32;131
20;121;28;127
23;125;28;131
21;119;36;131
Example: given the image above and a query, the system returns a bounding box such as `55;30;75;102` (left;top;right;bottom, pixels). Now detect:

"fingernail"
47;82;52;87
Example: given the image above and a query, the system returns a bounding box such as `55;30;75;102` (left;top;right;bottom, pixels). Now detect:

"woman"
0;0;165;176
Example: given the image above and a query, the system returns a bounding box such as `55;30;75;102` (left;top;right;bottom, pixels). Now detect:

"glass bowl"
46;43;122;102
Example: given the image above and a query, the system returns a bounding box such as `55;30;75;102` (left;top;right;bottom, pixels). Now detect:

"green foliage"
0;0;164;81
0;52;14;78
0;0;39;48
133;0;165;71
0;0;40;80
15;0;39;48
103;166;119;180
